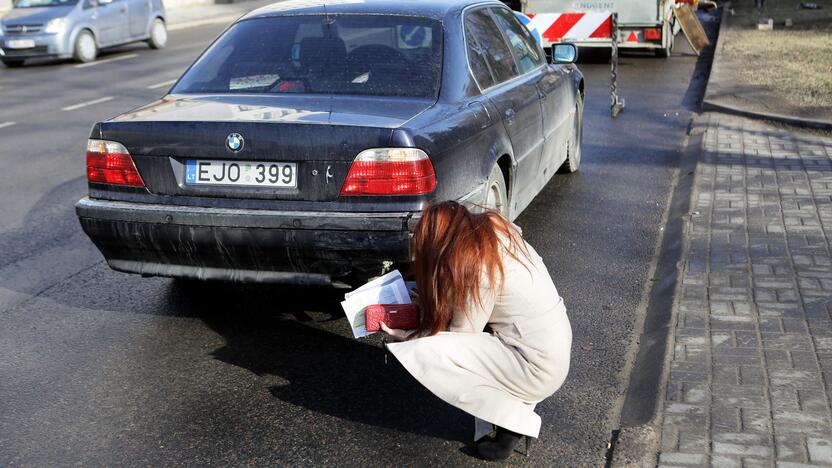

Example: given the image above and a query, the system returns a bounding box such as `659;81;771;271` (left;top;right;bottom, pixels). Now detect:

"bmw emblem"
226;133;244;153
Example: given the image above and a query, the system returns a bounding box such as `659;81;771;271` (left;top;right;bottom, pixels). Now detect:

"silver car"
0;0;166;67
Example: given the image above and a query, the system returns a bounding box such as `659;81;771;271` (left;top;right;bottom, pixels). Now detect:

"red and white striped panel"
526;12;612;45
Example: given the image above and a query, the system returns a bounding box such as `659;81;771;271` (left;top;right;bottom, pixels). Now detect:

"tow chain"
610;12;626;117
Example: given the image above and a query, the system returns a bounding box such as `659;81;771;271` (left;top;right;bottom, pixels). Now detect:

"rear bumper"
575;42;661;49
76;197;416;284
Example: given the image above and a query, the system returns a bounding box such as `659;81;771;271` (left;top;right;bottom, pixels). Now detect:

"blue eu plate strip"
185;160;196;184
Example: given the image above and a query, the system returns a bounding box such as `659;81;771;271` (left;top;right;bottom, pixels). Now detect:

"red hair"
410;201;527;337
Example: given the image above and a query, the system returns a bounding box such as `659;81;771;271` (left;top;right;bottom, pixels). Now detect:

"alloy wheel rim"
153;22;167;46
79;34;95;60
487;180;505;216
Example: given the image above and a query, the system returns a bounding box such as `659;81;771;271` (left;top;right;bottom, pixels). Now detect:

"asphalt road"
0;18;714;466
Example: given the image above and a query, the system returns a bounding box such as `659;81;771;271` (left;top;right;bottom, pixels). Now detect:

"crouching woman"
381;201;572;461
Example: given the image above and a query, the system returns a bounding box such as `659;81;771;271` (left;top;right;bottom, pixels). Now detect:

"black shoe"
475;426;528;461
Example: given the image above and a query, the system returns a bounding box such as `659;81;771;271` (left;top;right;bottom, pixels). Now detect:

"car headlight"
44;18;67;34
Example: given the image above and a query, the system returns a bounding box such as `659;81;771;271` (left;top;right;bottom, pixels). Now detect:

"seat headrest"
299;37;347;69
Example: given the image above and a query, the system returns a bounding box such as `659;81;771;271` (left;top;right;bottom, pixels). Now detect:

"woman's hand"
379;322;411;342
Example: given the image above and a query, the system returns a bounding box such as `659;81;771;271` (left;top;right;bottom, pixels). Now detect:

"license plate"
185;160;297;188
6;39;35;49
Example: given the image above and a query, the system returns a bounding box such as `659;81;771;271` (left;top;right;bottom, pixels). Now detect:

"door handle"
537;90;546;99
120;5;127;12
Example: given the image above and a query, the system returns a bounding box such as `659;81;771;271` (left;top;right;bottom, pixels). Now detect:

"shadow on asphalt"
170;280;473;444
680;9;721;112
0;175;87;267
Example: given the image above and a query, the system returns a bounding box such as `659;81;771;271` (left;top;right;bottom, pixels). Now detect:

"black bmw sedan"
75;0;584;285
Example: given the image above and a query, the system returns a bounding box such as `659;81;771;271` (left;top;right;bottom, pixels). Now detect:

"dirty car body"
75;0;584;285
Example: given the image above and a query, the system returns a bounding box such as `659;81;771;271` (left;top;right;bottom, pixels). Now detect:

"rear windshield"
172;15;443;99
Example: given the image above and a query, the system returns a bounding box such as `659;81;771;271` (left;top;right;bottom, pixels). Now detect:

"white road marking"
147;79;177;89
61;96;114;111
0;121;16;129
73;53;138;69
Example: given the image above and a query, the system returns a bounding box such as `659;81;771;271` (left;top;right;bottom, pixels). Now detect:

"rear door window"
490;7;546;74
173;15;443;98
463;9;518;87
464;15;495;89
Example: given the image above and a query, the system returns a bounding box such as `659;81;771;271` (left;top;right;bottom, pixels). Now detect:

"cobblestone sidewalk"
658;113;832;467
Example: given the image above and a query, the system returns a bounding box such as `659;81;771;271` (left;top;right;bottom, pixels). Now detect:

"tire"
73;29;97;63
147;18;167;50
655;41;672;57
1;59;25;68
560;95;584;173
484;164;509;218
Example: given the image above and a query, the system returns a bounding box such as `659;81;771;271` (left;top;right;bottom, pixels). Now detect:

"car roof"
242;0;505;21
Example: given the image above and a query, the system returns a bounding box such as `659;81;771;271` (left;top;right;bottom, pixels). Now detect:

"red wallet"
365;303;420;332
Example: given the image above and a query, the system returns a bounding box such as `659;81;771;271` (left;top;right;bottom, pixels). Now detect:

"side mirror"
552;43;578;64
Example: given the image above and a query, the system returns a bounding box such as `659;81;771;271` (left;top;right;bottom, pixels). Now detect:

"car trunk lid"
99;94;434;202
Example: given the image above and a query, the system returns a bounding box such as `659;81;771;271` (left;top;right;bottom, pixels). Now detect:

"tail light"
341;148;436;196
643;28;662;41
86;139;145;187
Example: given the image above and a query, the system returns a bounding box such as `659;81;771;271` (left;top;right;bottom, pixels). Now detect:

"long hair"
410;201;528;337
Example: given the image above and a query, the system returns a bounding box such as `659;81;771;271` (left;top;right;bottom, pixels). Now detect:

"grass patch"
722;28;832;107
717;0;832;112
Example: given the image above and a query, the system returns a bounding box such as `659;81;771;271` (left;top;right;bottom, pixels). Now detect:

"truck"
503;0;681;57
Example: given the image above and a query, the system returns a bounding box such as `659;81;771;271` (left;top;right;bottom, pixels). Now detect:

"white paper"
340;270;411;338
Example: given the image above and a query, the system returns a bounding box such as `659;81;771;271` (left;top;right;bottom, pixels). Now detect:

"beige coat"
387;239;572;439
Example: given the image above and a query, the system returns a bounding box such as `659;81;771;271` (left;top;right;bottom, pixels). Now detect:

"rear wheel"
484;164;509;218
147;18;168;50
655;41;672;57
73;30;97;63
560;95;584;173
1;59;24;68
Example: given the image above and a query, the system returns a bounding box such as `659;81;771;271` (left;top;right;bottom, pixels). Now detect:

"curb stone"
702;100;832;133
611;10;722;465
610;116;710;467
701;5;832;131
